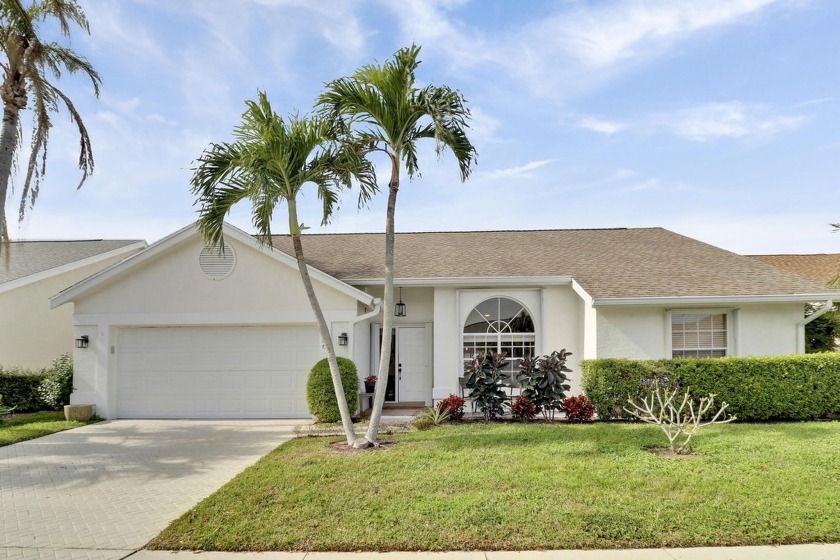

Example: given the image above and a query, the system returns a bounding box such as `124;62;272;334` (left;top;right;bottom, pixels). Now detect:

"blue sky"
9;0;840;254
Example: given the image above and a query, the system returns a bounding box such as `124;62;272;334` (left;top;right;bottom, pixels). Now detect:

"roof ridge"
748;253;840;257
269;227;654;237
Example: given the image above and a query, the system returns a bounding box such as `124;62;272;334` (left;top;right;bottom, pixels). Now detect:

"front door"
377;325;428;403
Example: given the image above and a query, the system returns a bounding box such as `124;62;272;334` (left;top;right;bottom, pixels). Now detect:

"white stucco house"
51;222;838;420
1;239;146;369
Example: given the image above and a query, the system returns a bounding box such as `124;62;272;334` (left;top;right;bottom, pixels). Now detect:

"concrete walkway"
0;419;308;560
133;544;840;559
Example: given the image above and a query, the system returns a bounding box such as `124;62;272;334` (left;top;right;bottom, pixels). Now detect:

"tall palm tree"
0;0;101;249
318;45;477;447
191;92;376;446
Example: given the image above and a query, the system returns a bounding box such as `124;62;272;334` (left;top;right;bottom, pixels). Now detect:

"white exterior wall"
542;285;585;395
736;303;802;356
432;287;459;400
70;234;360;418
596;307;667;359
0;252;142;369
595;302;806;359
432;285;585;400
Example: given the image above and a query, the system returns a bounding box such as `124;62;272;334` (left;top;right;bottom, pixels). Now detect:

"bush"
437;394;466;420
0;395;16;425
561;395;595;422
517;350;573;420
306;357;360;423
0;366;46;412
509;395;537;422
581;354;840;421
464;352;510;420
38;354;74;410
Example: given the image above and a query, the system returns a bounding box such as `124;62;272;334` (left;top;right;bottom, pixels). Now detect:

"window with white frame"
463;297;535;373
671;312;728;358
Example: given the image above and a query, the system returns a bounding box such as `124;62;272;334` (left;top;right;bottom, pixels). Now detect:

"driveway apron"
0;419;307;559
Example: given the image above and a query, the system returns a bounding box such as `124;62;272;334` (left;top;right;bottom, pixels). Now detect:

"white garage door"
116;326;320;418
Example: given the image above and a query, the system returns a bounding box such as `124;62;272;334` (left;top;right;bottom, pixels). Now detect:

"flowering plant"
364;375;378;384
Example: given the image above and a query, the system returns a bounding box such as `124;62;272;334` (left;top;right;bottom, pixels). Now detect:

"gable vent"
199;242;236;280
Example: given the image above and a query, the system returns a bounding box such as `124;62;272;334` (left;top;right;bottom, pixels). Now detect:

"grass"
0;410;94;447
149;422;840;552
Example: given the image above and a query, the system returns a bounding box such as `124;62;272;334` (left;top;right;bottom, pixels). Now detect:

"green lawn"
0;411;93;447
149;422;840;552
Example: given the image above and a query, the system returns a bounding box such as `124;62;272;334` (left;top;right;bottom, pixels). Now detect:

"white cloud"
386;0;797;100
662;102;806;142
485;159;556;180
542;0;785;68
573;101;806;142
576;116;627;135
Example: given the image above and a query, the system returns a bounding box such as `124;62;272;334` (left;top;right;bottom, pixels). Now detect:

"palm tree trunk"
363;153;400;445
0;102;22;251
288;198;357;445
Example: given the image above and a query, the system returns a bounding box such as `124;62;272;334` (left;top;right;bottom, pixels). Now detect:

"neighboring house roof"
271;227;837;300
748;254;840;286
1;239;147;294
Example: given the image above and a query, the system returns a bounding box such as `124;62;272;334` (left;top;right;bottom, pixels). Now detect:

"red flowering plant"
509;395;537;422
363;376;378;384
437;394;466;421
561;395;596;422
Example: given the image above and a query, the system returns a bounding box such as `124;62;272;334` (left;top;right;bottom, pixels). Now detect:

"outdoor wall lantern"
75;335;90;349
338;332;349;346
395;287;407;317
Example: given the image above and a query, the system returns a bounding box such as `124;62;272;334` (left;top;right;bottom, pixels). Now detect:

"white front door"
397;326;427;402
375;325;429;403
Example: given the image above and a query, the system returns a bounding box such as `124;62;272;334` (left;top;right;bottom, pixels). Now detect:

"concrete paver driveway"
0;419;308;560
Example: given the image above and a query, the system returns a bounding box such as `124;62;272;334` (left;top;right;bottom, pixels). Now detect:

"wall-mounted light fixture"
338;332;349;346
395;287;407;317
75;335;89;349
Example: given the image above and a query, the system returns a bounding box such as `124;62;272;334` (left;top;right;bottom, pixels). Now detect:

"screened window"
671;312;727;358
463;297;535;373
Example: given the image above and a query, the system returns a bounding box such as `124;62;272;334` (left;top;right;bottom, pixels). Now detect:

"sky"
7;0;840;255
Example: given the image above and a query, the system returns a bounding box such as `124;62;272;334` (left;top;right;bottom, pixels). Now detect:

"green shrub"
464;352;510;420
581;354;840;421
0;395;16;424
0;366;46;412
306;357;359;423
38;354;74;410
517;350;573;420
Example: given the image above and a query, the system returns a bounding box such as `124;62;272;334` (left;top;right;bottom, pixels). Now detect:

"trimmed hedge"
306;357;360;423
581;354;840;421
0;367;47;412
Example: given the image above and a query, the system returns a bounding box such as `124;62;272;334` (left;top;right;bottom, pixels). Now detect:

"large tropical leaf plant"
318;44;477;447
190;91;376;446
0;0;101;251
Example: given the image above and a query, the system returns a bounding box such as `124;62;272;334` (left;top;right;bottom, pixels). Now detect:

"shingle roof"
1;240;143;284
748;254;840;286
270;227;835;299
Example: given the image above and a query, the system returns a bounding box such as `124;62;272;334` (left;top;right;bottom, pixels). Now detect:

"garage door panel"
116;326;317;419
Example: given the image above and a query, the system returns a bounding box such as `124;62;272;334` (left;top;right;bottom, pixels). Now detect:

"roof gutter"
348;297;382;362
347;276;573;287
797;299;834;354
593;293;840;306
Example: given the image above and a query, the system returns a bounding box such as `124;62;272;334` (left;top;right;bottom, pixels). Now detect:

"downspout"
797;299;833;354
348;297;382;363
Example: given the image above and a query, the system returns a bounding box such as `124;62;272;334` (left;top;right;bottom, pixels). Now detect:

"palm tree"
0;0;101;249
191;92;376;446
318;45;477;447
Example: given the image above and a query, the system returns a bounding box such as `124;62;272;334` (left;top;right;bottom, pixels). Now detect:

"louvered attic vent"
199;242;236;280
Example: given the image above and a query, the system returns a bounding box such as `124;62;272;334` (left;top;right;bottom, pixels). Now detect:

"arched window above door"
462;297;535;372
